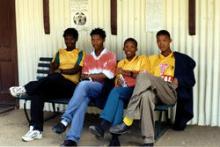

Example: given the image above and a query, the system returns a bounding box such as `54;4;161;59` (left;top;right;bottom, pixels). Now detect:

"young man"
110;30;196;146
9;28;85;142
52;28;117;146
89;38;150;146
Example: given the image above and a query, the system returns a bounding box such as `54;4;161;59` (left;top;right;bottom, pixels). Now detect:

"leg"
25;73;76;98
139;90;156;144
30;95;45;131
89;87;133;138
100;87;133;124
61;81;103;123
65;98;90;143
126;72;177;118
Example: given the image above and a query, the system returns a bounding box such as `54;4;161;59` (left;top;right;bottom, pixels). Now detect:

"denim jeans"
100;87;134;126
61;80;103;142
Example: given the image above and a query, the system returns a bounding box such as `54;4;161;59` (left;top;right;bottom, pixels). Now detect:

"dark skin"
81;34;107;82
156;35;178;87
50;35;82;75
116;41;139;86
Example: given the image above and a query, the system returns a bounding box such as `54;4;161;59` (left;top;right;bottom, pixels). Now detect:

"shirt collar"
124;55;138;63
159;51;174;59
91;48;108;60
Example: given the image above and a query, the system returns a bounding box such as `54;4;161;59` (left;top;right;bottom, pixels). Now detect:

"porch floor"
0;109;220;146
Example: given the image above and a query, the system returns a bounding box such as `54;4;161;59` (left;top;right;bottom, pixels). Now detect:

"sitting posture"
52;28;117;146
9;28;85;142
89;38;150;146
110;30;196;146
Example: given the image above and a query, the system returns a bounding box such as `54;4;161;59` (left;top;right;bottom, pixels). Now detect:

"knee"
108;88;120;98
136;73;152;85
76;81;90;90
142;91;156;103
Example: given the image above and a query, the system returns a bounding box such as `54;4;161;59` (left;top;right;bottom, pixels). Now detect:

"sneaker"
61;140;77;146
109;123;130;135
22;126;42;142
52;122;67;134
9;86;27;97
89;125;104;138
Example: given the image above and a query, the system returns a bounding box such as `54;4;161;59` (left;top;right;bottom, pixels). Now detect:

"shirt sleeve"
51;51;59;65
77;50;86;67
140;56;151;73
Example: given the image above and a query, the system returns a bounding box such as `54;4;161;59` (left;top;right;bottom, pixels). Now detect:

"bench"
17;57;174;139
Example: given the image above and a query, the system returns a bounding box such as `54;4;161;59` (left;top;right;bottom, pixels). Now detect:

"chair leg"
52;102;56;113
155;111;163;139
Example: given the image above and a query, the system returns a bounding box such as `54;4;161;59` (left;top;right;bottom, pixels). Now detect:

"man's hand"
172;78;178;88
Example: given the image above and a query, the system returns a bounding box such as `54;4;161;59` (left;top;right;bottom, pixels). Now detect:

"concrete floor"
1;109;220;146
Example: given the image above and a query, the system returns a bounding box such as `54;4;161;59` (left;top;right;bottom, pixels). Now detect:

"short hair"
90;28;106;39
63;28;79;41
156;30;171;38
124;38;138;47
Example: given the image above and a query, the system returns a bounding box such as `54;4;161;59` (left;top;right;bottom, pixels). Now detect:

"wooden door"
0;0;18;105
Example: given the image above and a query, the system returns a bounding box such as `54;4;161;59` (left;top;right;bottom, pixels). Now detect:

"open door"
0;0;18;112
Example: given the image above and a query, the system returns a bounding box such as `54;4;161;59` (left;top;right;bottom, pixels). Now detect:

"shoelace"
16;87;25;94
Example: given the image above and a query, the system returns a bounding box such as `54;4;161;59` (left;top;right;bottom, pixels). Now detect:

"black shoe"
172;124;186;131
52;122;67;134
143;143;154;147
89;125;104;138
61;140;77;146
109;123;130;135
109;134;120;146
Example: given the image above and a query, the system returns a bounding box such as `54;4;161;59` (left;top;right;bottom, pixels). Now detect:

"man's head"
123;38;137;60
156;30;172;55
63;28;79;50
90;28;106;51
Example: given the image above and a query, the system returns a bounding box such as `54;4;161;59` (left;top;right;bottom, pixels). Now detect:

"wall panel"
15;0;220;126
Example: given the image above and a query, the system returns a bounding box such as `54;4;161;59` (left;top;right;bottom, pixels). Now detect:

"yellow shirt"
149;52;175;82
116;55;151;87
52;48;86;84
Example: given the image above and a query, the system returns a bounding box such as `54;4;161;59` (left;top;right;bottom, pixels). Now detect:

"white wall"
15;0;220;126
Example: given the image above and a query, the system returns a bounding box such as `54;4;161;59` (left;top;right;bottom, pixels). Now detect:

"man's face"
156;35;171;52
123;41;137;59
64;35;76;49
91;34;104;50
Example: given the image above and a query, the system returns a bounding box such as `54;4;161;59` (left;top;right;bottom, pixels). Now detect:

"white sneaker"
22;126;42;142
9;86;27;97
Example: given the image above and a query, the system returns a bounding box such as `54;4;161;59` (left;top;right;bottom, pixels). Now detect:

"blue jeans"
100;87;134;126
61;80;103;142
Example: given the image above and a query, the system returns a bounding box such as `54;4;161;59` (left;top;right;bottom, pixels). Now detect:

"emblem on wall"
73;12;86;26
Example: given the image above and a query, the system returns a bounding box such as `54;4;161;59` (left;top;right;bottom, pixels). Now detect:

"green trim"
76;51;83;65
54;51;60;64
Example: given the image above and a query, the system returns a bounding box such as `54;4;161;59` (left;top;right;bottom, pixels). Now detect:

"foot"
22;126;42;142
143;143;154;146
9;86;27;97
109;123;130;135
109;134;120;146
61;140;77;146
52;122;67;134
89;125;104;138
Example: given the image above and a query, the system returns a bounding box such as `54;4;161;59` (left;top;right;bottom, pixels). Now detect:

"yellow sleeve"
139;55;151;73
117;59;125;69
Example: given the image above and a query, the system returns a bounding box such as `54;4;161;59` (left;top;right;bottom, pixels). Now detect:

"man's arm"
81;73;107;82
60;64;82;75
49;62;59;74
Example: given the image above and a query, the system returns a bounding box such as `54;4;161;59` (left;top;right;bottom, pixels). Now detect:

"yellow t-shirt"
149;52;175;82
116;55;151;87
52;48;86;84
